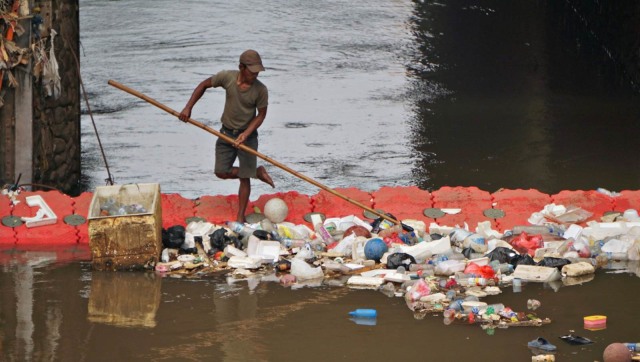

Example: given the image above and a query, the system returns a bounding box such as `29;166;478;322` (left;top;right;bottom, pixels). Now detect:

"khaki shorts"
215;127;258;178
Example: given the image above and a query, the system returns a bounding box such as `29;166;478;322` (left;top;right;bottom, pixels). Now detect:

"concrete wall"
0;0;80;194
32;0;81;194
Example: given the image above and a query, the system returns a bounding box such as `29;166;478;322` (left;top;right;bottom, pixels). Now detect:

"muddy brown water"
4;0;640;360
1;254;639;361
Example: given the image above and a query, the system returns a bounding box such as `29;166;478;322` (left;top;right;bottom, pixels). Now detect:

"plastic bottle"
485;303;504;314
280;238;306;249
226;221;255;238
314;223;334;244
512;224;565;236
348;309;377;318
489;261;513;274
624;343;640;352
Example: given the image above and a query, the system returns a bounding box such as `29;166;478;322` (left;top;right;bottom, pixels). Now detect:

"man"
179;49;274;222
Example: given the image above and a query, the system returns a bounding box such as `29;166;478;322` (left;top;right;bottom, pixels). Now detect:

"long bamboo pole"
108;80;407;227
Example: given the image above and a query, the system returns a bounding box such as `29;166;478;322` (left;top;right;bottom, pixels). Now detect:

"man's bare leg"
237;178;250;222
257;166;274;188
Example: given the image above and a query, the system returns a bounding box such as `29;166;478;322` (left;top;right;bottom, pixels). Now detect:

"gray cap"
239;49;265;72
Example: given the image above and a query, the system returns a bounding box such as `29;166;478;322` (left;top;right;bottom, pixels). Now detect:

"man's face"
241;64;260;83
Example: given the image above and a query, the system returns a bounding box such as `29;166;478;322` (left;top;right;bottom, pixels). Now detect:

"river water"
2;0;640;361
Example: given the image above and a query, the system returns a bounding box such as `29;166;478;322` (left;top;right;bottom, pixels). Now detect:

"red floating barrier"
551;190;614;224
492;189;552;232
371;186;434;224
613;190;640;213
250;191;312;225
195;194;239;224
0;228;15;244
72;192;94;244
13;191;78;245
432;186;495;229
311;188;373;220
161;193;196;229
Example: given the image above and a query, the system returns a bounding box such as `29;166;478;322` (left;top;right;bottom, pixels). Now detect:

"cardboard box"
88;183;162;271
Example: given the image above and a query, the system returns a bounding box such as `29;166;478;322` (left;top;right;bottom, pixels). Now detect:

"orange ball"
603;343;632;362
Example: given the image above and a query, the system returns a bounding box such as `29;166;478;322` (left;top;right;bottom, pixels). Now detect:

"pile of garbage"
156;200;640;333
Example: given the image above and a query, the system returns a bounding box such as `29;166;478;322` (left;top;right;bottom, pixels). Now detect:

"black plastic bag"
537;257;571;270
462;247;475;259
162;225;185;248
209;228;242;252
485;247;520;264
386;252;416;270
514;254;536;266
253;229;271;240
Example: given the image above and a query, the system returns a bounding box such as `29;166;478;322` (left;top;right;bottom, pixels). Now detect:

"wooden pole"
107;80;405;227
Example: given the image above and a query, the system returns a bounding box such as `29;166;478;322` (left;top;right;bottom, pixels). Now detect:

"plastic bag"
536;257;571;270
464;262;496;279
486;247;520;264
386;252;416;270
509;232;543;255
162;225;185;248
405;278;431;302
290;258;324;280
209;228;242;252
331;233;357;257
435;259;466;275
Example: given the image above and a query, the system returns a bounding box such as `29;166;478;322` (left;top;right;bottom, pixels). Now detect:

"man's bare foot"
257;166;275;188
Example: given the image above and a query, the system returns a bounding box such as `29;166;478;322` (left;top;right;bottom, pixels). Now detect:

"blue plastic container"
348;308;377;318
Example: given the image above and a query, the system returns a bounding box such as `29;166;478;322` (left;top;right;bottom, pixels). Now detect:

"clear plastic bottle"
226;221;255;243
512;224;565;236
280;238;306;249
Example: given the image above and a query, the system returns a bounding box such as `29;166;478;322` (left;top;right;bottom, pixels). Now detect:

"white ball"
264;198;288;223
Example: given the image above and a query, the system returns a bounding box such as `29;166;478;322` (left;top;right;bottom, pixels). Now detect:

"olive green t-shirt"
210;70;268;130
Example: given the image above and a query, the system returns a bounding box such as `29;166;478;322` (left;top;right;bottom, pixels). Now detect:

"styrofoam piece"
255;240;281;262
343;263;365;271
419;292;446;303
21;195;58;228
346;276;385;288
224;245;247;258
462;301;487;313
561;262;595;277
383;272;411;283
563;224;583;240
512;265;561;283
535;240;570;260
360;269;394;278
227;256;262;269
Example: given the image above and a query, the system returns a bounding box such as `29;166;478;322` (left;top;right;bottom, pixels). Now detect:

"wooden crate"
88;183;163;271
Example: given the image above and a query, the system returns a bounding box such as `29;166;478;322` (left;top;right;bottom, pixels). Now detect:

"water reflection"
1;251;60;362
408;0;640;193
88;271;161;328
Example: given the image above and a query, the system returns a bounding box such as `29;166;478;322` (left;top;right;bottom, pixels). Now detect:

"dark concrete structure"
0;0;80;194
